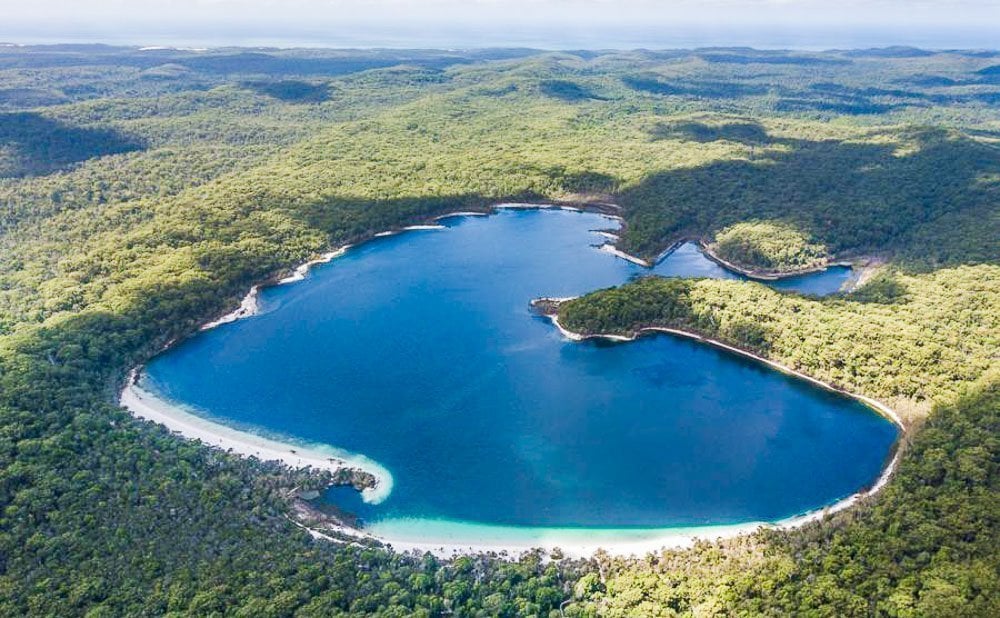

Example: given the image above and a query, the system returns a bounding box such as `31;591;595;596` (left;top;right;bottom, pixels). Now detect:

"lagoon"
141;209;896;547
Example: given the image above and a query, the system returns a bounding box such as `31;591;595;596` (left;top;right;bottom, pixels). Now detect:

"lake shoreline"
122;375;847;559
195;200;624;332
697;240;855;281
118;203;897;559
192;201;853;338
518;297;905;555
119;203;622;522
361;465;904;559
535;298;904;428
120;371;394;504
120;351;904;559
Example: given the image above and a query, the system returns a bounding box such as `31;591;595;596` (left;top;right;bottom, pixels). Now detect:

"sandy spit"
120;373;393;504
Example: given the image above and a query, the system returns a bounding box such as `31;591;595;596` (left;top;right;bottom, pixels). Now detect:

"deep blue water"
144;209;896;533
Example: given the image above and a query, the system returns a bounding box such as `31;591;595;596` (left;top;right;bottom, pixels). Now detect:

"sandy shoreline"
598;243;651;267
121;203;621;537
368;470;901;559
593;230;620;241
195;202;614;332
201;248;352;331
120;203;897;559
120;373;394;504
370;520;766;559
200;285;261;330
278;247;351;285
433;211;489;220
122;373;794;559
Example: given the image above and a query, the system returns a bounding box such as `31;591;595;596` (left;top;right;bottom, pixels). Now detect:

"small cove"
139;208;896;551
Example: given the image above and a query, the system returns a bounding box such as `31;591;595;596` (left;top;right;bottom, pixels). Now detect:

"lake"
141;208;896;546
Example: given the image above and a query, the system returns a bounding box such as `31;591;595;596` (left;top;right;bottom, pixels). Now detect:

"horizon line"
3;40;1000;54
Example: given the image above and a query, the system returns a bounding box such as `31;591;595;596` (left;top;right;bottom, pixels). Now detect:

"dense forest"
1;44;998;615
707;221;829;274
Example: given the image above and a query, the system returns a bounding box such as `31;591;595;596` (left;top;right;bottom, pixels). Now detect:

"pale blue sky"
5;0;1000;48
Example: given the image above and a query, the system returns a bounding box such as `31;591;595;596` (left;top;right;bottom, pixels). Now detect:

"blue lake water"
143;208;895;538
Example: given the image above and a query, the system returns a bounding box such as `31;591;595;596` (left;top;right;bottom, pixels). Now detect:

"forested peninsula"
1;45;998;616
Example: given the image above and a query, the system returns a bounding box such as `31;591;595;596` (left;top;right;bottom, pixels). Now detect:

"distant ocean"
3;23;998;51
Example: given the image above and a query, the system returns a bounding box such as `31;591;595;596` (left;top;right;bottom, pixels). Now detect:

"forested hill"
1;45;998;615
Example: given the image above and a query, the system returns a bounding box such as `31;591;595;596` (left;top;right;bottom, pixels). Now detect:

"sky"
4;0;1000;49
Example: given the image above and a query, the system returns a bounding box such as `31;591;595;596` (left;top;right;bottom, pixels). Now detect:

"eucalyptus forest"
1;44;998;616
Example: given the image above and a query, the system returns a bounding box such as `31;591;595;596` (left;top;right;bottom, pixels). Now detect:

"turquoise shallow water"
144;209;895;535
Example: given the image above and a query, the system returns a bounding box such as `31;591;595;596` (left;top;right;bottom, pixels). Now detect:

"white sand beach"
259;299;902;559
200;285;260;331
124;203;900;559
495;202;595;213
371;520;765;559
598;242;651;267
278;247;351;285
433;211;489;220
120;374;393;504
